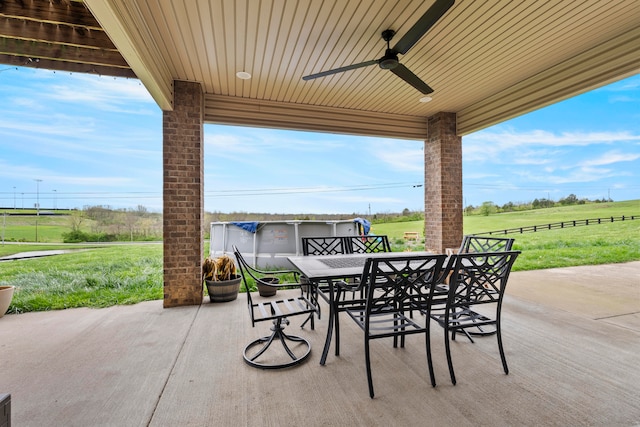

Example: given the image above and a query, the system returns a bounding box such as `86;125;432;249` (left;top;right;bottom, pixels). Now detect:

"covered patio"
1;0;639;307
2;262;640;425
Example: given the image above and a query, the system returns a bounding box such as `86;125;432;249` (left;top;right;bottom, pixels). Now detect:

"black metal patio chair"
454;236;515;336
300;236;349;321
431;251;520;385
233;246;318;369
335;254;447;398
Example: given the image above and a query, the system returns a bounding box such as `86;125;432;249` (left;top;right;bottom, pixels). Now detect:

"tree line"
467;194;614;216
63;205;163;242
63;194;615;241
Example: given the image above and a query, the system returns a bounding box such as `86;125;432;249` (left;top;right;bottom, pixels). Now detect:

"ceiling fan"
302;0;455;95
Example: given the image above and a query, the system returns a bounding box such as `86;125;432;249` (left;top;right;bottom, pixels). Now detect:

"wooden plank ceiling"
0;0;134;77
2;1;640;137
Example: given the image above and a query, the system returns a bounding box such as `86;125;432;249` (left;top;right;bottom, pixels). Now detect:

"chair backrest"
233;245;259;325
361;254;447;318
301;236;347;255
458;236;515;254
447;251;520;309
345;235;391;254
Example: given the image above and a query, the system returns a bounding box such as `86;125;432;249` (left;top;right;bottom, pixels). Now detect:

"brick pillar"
424;112;463;253
163;80;204;307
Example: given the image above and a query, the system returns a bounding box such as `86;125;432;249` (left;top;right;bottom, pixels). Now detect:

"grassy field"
374;200;640;270
1;200;638;314
2;245;163;313
0;213;72;243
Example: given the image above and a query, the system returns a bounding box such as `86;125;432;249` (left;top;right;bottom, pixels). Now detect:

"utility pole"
13;186;16;209
35;179;42;242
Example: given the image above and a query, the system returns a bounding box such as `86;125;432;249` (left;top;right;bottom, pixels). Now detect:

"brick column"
424;112;463;253
163;80;204;307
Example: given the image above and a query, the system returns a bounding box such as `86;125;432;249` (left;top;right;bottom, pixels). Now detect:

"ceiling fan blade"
390;63;434;94
302;60;378;80
392;0;455;55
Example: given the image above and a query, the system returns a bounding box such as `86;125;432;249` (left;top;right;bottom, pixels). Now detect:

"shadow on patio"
1;262;639;426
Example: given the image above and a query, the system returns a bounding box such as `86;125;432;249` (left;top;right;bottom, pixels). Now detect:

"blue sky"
0;65;638;214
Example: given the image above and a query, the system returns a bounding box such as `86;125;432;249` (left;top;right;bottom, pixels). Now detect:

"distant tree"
68;210;84;232
533;198;554;209
559;194;579;205
479;201;497;216
502;201;515;212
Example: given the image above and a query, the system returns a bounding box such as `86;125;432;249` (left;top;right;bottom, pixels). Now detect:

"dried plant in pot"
0;286;15;318
202;255;242;302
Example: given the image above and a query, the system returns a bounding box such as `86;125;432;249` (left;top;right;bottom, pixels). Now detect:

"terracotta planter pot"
205;275;242;302
0;286;15;318
257;277;279;297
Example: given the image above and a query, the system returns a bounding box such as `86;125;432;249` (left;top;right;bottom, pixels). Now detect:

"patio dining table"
288;251;435;365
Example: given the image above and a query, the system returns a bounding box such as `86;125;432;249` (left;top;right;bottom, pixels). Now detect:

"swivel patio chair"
336;254;447;397
433;251;520;385
233;246;318;369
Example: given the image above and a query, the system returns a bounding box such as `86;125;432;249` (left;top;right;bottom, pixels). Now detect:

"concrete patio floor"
1;262;639;426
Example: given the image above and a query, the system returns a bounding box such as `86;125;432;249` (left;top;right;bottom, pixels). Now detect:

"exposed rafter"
0;0;135;77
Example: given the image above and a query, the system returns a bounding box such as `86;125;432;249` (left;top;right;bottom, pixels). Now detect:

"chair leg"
496;322;509;374
365;338;375;398
300;311;315;330
444;325;457;385
335;289;342;357
425;320;436;387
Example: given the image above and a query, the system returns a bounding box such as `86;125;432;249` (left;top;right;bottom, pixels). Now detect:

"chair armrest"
257;277;303;288
247;265;300;281
270;269;300;281
336;280;360;292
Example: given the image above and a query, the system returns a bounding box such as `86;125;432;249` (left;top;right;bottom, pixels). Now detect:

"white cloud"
11;69;155;115
370;139;424;172
579;151;640;167
467;128;640;148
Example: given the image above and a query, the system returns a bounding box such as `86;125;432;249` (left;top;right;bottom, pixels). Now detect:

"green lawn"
0;213;75;243
1;244;163;314
373;200;640;270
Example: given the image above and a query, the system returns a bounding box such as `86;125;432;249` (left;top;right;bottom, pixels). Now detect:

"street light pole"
35;179;42;242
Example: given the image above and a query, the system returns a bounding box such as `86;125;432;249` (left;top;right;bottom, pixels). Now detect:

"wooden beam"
0;36;129;67
0;53;136;77
0;0;101;30
0;15;117;50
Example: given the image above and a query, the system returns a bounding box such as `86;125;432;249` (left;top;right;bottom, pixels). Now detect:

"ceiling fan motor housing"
379;50;399;69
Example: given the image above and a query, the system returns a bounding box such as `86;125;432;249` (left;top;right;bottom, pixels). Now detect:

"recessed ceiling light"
419;96;433;103
236;71;251;80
